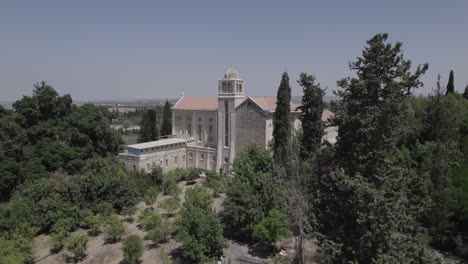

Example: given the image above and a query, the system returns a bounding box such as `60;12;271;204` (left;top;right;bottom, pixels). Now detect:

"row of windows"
188;152;216;163
145;155;187;171
140;142;185;153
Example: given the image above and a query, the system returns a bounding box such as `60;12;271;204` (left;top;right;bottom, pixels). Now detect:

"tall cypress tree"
160;100;172;136
272;72;292;167
463;84;468;99
446;70;455;94
297;73;325;159
138;108;159;143
318;34;435;263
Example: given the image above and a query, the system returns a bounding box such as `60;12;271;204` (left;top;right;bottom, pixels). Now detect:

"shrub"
176;201;226;262
120;206;137;222
165;181;181;197
0;223;38;264
150;166;164;185
83;214;103;235
67;234;88;261
51;230;69;251
185;168;200;183
50;218;76;251
253;209;289;245
96;201;114;216
122;234;143;264
138;210;162;232
184;186;212;210
205;170;225;196
148;219;172;244
158;196;180;217
104;216;125;242
144;186;159;206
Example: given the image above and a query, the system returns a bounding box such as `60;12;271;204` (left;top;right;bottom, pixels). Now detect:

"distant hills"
1;96;340;109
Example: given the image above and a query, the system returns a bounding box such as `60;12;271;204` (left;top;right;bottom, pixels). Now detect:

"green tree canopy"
122;234;143;264
176;186;226;262
297;73;325;159
138;108;159;143
446;70;455;95
160;100;172;136
320;33;436;263
224;145;280;233
272;72;292;167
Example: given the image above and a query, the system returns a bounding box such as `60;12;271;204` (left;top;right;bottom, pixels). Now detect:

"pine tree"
273;72;292;167
297;73;325;159
463;84;468;99
160;100;172;136
420;74;461;249
138;108;159;143
319;33;435;263
446;70;455;94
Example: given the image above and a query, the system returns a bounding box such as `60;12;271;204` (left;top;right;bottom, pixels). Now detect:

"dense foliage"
272;72;292;166
122;234;143;264
446;70;455;95
0;82;121;201
298;73;325;159
138;108;159;143
160;99;172;136
316;33;437;263
0;157;139;235
224;145;281;233
175;186;226;263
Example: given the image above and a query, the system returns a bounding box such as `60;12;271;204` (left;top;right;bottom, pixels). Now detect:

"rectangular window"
198;124;202;142
175;156;178;164
208;125;213;142
165;159;168;167
183;155;186;162
225;101;229;147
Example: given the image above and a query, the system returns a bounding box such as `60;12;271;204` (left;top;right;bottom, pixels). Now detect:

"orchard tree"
104;216;125;242
160;100;172;136
122;235;143;264
273;72;292;167
67;234;88;261
159;196;180;217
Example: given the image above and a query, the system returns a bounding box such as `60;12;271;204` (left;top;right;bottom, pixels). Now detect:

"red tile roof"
173;96;315;115
172;97;218;110
249;97;300;112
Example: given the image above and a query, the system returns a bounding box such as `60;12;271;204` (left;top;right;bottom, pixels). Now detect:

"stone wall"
235;99;266;155
119;147;187;173
173;110;217;148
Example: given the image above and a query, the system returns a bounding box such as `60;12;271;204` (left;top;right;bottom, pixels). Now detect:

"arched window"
208;125;213;142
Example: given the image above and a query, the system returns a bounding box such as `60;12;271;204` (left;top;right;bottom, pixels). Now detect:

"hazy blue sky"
1;0;467;101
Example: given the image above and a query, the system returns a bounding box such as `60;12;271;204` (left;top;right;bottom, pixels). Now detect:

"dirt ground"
33;179;203;264
32;177;300;264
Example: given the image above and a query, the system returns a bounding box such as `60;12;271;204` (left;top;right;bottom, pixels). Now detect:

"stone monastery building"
119;69;335;173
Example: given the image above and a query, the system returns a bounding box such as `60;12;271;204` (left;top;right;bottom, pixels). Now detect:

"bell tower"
216;68;244;172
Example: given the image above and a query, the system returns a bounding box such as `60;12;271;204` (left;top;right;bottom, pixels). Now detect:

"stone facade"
119;69;335;173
